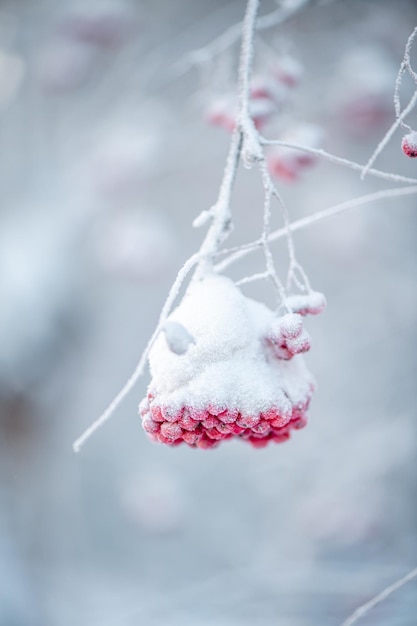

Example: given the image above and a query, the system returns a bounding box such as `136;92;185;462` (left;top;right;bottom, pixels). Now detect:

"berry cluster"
139;275;324;451
266;313;311;361
139;391;312;450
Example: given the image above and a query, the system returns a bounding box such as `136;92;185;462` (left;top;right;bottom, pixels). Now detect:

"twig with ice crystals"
394;26;417;125
361;89;417;179
238;71;310;302
260;138;417;185
258;160;288;301
340;566;417;626
193;130;242;279
72;252;200;452
362;26;417;179
235;15;310;297
73;0;262;452
216;184;417;272
173;0;312;78
193;0;261;278
235;271;270;286
232;0;289;302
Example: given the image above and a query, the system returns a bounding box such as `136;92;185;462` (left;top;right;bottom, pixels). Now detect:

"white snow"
147;274;314;416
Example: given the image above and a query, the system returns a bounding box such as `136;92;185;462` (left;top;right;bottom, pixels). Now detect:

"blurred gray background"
0;0;416;624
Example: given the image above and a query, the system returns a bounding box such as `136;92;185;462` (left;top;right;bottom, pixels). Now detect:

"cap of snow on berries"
401;132;417;158
140;274;321;449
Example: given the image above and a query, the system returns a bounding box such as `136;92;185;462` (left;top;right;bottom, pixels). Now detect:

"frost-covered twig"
173;0;312;78
234;0;310;299
216;185;417;272
194;0;260;278
236;270;270;286
193;130;242;278
260;138;417;185
234;0;287;301
394;26;417;123
362;25;417;179
73;252;201;452
361;90;417;179
340;566;417;626
258;160;287;300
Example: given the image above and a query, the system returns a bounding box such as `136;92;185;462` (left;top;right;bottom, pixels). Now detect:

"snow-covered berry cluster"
266;313;311;361
139;275;324;450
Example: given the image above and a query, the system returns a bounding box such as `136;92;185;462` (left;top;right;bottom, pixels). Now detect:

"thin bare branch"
361;89;417;179
340;566;417;626
215;185;417;272
260;138;417;185
394;26;417;122
73;252;200;452
173;0;312;78
194;0;261;278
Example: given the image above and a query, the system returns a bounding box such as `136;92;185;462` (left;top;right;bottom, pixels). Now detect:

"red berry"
142;419;160;435
402;132;417;157
160;422;182;441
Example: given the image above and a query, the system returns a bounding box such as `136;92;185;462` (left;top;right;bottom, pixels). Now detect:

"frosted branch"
361;89;417;179
214;238;263;258
194;0;261;278
340;566;417;626
216;185;417;272
193;130;242;279
72;252;200;452
260;138;417;185
394;26;417;121
259;161;287;301
235;270;270;286
362;26;417;179
173;0;312;78
232;0;310;301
